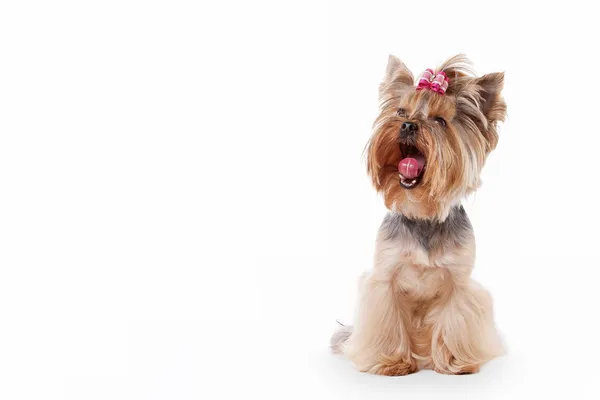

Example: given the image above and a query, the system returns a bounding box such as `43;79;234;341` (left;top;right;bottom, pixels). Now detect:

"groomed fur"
332;55;506;375
366;54;506;221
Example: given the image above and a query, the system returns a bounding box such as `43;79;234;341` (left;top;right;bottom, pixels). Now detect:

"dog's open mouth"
398;144;426;189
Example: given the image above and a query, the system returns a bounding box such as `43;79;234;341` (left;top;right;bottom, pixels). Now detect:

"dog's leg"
429;279;503;374
336;267;417;376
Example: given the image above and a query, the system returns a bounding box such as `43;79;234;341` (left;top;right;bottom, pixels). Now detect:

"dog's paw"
433;360;480;375
365;360;418;376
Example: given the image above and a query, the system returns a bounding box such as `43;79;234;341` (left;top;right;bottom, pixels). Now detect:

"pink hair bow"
416;69;449;95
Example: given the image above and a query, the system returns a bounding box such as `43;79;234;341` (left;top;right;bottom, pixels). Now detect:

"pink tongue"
398;157;424;179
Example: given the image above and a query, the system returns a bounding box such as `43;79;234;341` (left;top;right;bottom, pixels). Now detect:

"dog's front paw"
433;357;480;375
365;360;418;376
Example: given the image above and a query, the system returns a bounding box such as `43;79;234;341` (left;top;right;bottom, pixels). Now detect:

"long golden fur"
331;55;506;375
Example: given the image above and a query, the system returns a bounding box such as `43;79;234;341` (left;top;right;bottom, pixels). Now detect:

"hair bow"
416;69;449;95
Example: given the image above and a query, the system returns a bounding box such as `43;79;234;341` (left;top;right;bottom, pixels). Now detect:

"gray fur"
380;205;473;251
330;325;353;354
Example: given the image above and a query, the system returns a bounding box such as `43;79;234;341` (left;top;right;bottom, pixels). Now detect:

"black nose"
401;122;418;133
400;122;418;141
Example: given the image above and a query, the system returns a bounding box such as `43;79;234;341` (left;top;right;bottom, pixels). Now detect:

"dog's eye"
434;117;447;127
397;108;407;117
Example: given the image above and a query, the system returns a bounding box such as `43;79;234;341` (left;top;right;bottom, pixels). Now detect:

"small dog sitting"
331;55;506;375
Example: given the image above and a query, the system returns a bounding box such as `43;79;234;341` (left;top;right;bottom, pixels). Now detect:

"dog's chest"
378;206;474;268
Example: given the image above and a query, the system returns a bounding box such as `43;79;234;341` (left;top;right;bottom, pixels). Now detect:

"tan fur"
331;55;506;375
366;54;505;221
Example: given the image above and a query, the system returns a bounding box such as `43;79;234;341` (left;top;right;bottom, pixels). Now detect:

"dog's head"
366;55;506;220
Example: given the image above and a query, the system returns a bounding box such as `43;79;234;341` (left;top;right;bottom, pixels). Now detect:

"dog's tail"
330;320;353;354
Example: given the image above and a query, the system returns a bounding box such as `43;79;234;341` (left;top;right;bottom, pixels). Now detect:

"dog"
330;55;506;375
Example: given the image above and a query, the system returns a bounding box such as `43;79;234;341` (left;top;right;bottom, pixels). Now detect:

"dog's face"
367;55;506;220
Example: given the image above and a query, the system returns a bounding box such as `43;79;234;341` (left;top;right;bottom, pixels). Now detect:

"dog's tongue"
398;156;425;179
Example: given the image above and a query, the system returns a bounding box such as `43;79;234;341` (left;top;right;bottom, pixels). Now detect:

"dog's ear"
473;72;506;124
380;55;414;97
455;72;506;151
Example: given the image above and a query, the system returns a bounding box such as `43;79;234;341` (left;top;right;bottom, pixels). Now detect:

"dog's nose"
401;122;418;133
400;122;418;141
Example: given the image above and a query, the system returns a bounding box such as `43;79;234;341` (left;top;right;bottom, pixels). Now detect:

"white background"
1;1;599;399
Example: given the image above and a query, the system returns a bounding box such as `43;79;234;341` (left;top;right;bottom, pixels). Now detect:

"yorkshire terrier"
331;55;506;375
